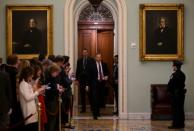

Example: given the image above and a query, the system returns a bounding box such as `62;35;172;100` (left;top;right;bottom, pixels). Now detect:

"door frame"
64;0;128;119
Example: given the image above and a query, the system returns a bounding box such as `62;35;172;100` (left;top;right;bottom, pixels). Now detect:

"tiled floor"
64;119;194;131
62;106;194;131
75;106;115;117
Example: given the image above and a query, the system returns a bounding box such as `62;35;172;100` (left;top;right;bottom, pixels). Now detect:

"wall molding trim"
185;112;194;120
120;112;130;119
72;112;194;120
126;112;194;120
128;113;151;120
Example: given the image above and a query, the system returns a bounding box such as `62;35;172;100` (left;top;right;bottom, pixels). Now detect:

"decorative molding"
79;4;113;22
127;112;194;120
185;112;194;120
78;21;114;30
119;112;129;119
73;112;194;120
73;116;119;120
128;113;151;120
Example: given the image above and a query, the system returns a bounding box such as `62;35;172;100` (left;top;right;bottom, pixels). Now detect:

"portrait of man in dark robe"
146;11;177;54
12;11;47;55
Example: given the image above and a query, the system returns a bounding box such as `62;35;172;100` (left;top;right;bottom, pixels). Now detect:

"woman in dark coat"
44;64;63;131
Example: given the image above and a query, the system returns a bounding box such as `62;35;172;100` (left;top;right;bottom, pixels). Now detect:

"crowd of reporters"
0;54;73;131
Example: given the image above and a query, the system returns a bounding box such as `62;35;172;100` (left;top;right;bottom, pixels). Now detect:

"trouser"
97;80;107;108
113;84;118;112
171;93;185;126
62;94;71;123
79;81;91;111
90;81;100;117
45;99;58;131
0;112;9;131
10;102;24;131
25;122;38;131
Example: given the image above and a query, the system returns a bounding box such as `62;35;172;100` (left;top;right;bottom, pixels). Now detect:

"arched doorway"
64;0;128;119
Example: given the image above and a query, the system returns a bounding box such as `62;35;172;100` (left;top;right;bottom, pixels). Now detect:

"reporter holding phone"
32;65;47;131
44;63;63;131
19;67;45;131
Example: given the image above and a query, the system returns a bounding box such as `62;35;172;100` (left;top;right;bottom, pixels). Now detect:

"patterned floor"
63;106;194;131
75;106;114;116
63;119;194;131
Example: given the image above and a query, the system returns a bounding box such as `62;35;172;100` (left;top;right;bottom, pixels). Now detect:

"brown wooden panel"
97;30;114;104
78;30;97;58
78;22;114;30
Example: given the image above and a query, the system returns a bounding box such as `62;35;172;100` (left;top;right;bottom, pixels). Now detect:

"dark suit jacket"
168;69;186;94
58;67;72;96
4;65;17;106
91;61;109;81
45;75;59;102
0;71;12;114
113;63;118;81
76;57;95;85
90;61;109;99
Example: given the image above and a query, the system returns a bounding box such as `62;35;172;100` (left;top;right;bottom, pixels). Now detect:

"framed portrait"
6;5;53;59
139;4;184;61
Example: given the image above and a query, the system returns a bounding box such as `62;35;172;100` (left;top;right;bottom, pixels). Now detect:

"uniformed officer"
168;60;186;129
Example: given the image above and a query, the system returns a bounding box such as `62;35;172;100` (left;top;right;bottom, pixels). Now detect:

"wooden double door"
78;29;114;104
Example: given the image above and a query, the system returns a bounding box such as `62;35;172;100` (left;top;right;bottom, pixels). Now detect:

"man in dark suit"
76;49;94;113
0;71;12;130
4;55;24;130
168;60;186;129
90;53;109;119
112;55;118;115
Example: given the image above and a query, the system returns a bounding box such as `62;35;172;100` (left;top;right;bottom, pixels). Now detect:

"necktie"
98;62;103;80
83;57;86;69
113;64;117;78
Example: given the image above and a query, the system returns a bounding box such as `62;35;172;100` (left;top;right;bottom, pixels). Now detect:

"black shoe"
168;126;178;129
93;116;98;120
113;111;118;115
168;125;184;129
80;110;86;113
100;105;106;108
63;124;75;129
96;112;101;117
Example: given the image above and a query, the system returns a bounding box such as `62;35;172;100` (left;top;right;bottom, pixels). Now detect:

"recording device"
44;83;51;90
70;73;76;81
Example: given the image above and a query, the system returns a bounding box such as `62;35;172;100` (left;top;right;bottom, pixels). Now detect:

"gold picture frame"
139;4;184;61
6;5;53;59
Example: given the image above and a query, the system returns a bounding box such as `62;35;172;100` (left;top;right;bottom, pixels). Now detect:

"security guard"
168;60;186;129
